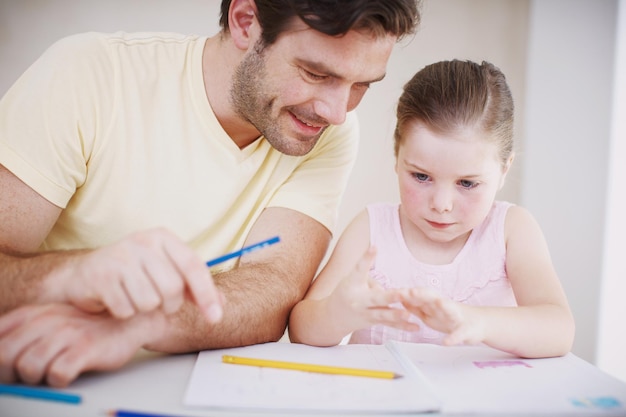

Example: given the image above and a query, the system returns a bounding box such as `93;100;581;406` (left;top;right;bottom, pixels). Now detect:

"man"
0;0;420;387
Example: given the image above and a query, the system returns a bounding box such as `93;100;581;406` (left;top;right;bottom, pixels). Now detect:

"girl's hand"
326;247;420;334
400;287;486;346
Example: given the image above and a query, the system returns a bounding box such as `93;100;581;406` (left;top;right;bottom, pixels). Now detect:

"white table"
1;350;413;417
1;346;621;417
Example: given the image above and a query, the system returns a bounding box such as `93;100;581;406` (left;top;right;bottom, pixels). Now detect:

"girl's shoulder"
503;203;545;242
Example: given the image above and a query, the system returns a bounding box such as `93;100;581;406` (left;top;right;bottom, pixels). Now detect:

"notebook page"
183;341;441;413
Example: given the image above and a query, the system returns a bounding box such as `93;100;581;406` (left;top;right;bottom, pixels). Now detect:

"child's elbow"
542;313;576;358
559;315;576;355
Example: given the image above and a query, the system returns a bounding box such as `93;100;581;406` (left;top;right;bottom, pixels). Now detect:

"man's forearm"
0;250;78;313
144;261;310;352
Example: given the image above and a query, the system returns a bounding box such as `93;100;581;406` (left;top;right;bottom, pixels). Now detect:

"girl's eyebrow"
404;160;482;179
404;160;428;173
296;58;387;84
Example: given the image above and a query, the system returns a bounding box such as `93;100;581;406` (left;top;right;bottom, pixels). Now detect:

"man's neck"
201;34;261;149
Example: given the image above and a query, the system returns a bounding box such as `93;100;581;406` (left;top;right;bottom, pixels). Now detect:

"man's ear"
228;0;259;50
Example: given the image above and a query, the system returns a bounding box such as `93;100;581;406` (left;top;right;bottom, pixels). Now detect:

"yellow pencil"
222;355;402;379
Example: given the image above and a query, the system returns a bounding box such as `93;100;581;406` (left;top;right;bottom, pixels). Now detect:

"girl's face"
395;120;509;247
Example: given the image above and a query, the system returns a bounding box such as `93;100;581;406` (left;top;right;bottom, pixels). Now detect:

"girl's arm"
288;210;418;346
401;206;575;358
492;205;575;357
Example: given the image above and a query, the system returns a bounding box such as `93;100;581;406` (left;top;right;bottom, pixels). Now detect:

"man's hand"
48;228;224;322
0;303;166;387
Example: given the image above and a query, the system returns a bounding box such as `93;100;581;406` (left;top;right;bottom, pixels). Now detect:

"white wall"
597;0;626;382
522;0;621;380
0;0;622;381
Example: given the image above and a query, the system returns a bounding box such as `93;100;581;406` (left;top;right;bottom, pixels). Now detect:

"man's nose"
312;86;351;126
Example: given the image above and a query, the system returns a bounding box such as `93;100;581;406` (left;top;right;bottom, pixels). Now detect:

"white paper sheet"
183;341;441;413
184;341;626;415
391;341;626;415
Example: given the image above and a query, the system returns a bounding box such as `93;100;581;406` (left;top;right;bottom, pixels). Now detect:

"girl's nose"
431;187;454;213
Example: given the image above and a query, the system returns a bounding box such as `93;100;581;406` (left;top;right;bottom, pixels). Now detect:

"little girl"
288;60;575;358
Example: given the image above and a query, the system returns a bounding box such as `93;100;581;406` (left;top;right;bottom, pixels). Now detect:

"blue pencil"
107;410;192;417
0;383;81;404
206;236;280;267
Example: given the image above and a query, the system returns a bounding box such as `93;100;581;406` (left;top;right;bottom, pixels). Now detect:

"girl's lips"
427;220;453;229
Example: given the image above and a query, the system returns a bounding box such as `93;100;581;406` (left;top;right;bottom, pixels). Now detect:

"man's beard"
230;42;324;156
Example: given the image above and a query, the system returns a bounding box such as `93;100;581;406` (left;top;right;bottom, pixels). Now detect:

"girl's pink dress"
350;201;517;345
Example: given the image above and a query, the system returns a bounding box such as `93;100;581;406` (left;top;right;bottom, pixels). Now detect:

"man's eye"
303;69;326;81
459;180;477;189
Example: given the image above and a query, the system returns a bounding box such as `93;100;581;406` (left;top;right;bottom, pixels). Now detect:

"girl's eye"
412;172;429;182
459;179;478;189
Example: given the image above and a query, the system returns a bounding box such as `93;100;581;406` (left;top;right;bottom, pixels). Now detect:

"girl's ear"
228;0;260;50
499;152;515;189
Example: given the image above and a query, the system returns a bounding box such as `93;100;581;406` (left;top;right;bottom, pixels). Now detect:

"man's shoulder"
48;31;203;56
104;31;204;46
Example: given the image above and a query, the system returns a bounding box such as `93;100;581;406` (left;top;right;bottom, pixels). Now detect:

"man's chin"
269;135;321;157
278;143;317;157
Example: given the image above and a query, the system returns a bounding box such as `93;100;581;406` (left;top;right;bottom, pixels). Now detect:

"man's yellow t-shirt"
0;32;358;265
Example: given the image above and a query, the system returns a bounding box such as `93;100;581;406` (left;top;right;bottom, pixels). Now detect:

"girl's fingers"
366;307;420;331
351;246;377;282
366;286;399;306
